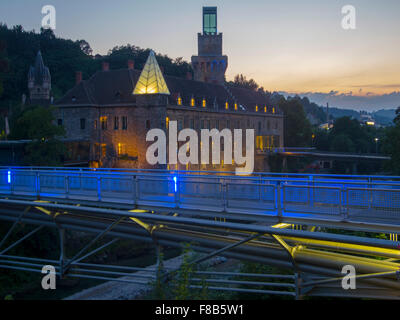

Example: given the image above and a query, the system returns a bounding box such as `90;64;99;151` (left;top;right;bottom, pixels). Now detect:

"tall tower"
191;7;228;85
28;51;51;105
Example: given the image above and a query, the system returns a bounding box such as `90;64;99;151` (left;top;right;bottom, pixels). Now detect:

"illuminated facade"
54;7;284;172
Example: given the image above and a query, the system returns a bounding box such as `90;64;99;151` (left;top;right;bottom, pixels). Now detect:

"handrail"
1;168;400;225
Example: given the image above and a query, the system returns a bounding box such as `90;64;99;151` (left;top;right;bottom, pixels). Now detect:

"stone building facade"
53;7;284;172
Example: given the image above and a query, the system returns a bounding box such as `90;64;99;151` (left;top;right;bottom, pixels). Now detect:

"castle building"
54;7;284;171
28;51;52;106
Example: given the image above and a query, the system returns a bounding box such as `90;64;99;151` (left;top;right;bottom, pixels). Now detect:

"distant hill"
328;107;360;120
371;109;396;126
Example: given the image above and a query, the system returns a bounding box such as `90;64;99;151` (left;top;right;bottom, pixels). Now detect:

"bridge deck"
1;168;400;229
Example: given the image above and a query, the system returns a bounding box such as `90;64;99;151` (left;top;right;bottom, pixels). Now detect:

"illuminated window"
234;103;238;111
166;117;169;129
202;99;206;108
255;105;258;112
117;143;126;156
272;107;276;114
177;96;182;106
100;116;107;130
191;97;195;107
203;7;217;35
264;106;267;113
225;102;229;110
101;144;107;157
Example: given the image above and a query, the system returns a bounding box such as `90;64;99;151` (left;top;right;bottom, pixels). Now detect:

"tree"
278;97;313;147
0;39;8;98
382;121;400;175
9;106;66;166
231;74;259;91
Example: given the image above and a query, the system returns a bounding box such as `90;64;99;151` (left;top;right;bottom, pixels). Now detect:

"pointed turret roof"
133;50;170;95
29;50;51;85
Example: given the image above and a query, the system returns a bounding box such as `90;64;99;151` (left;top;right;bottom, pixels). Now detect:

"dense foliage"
278;97;313;147
0;24;193;109
9;105;66;165
382;107;400;174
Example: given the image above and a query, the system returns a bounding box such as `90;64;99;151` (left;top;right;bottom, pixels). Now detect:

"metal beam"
0;205;31;250
63;217;124;270
0;225;44;256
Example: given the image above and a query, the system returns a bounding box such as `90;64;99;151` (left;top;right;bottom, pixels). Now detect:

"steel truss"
0;199;399;299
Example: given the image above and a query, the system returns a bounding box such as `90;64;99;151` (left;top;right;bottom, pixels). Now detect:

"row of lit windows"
58;117;128;131
256;135;280;150
176;96;276;114
95;116;128;130
166;117;280;132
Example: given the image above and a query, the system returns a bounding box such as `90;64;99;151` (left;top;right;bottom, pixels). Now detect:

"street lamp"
374;138;379;153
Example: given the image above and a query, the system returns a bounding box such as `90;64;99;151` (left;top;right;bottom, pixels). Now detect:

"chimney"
127;60;135;70
102;61;109;71
75;71;82;85
186;72;192;80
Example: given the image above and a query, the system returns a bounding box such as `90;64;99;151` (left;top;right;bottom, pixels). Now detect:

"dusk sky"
1;0;400;110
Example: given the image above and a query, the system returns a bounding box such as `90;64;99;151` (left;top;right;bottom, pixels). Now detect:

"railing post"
277;183;282;217
222;180;227;212
10;170;14;195
135;176;140;204
309;175;314;208
65;175;69;199
35;171;39;198
97;176;102;201
343;186;349;220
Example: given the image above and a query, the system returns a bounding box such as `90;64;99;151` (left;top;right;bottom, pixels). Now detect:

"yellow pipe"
282;236;400;259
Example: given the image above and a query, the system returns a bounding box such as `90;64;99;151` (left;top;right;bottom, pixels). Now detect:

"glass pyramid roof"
133;50;170;95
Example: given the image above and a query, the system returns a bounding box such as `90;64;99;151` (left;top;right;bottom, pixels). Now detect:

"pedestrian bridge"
1;167;400;230
1;167;400;299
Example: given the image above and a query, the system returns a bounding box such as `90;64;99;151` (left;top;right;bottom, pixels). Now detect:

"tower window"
166;117;169;129
114;117;119;130
80;118;86;130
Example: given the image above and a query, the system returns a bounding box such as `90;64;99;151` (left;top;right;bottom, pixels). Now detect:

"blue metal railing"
1;167;400;224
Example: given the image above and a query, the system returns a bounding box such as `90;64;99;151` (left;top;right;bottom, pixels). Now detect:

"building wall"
55;98;284;173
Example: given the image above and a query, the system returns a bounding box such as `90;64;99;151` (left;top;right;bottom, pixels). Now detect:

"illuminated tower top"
192;6;228;85
203;7;217;35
